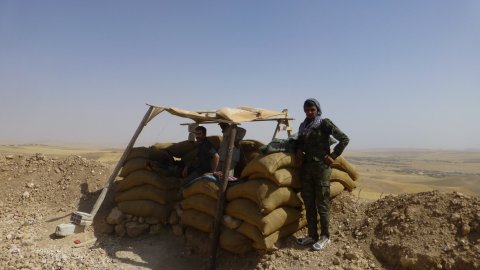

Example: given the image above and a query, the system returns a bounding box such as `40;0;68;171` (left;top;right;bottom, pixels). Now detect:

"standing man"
182;126;220;186
217;123;246;177
295;98;349;251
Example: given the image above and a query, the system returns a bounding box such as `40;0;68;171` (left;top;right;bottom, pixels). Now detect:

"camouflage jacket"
297;118;349;161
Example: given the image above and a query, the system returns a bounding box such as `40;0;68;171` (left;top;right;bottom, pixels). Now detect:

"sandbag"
236;152;261;176
273;168;301;189
244;152;262;164
220;228;252;255
241;152;298;179
332;156;359;181
115;184;178;205
330;169;356;191
117;200;171;221
226;199;301;236
249;168;301;189
150;142;174;150
278;213;307;238
237;217;306;250
180;209;214;233
180;194;217;217
125;147;172;163
182;179;220;200
250;168;353;192
226;179;302;213
237;222;280;251
239;140;264;153
125;147;153;161
119;158;150;177
166;140;196;158
223;215;242;230
330;182;344;198
116;170;180;192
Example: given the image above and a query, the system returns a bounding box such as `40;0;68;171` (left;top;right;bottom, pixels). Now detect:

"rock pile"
0;153;114;270
355;191;480;270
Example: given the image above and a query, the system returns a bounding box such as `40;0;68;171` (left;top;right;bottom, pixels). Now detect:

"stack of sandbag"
221;152;359;252
179;177;220;234
223;197;306;251
241;153;302;190
109;138;224;238
221;152;306;251
177;177;248;254
179;177;256;255
114;146;181;224
118;146;175;177
178;139;267;254
240;152;359;197
140;136;222;234
329;155;359;195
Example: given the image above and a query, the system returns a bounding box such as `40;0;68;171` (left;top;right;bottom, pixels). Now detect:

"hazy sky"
1;1;479;150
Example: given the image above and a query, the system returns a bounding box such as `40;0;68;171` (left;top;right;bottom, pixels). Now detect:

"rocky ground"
1;153;479;270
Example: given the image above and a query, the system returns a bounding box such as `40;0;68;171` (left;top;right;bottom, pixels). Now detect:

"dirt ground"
1;147;479;270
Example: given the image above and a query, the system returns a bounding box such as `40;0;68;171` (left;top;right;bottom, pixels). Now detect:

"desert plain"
3;144;479;199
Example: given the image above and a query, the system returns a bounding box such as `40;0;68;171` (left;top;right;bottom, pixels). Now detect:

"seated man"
217;123;246;177
181;126;220;186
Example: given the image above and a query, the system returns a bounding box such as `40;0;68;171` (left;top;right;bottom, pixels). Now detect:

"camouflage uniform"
298;118;349;240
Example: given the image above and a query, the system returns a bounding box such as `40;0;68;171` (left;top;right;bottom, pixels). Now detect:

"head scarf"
298;98;322;136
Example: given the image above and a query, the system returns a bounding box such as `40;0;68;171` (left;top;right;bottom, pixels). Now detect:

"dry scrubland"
347;149;480;200
0;144;479;270
0;145;121;164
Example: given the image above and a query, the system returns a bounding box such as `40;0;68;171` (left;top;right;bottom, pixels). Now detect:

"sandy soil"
1;146;479;270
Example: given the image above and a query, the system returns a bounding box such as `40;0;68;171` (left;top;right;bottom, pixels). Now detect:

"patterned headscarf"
299;98;322;136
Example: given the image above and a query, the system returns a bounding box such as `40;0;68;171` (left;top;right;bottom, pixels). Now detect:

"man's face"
195;130;206;142
304;105;318;119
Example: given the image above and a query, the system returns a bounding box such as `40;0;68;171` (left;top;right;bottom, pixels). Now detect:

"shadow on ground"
75;182;261;269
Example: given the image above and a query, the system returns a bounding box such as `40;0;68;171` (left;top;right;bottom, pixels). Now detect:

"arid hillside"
0;146;479;270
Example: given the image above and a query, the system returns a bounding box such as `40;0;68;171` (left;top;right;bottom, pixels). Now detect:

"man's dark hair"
195;126;207;135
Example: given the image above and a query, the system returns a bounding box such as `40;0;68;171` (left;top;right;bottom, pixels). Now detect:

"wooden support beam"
206;124;237;270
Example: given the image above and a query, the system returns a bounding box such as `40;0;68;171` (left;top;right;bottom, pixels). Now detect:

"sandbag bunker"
107;138;359;254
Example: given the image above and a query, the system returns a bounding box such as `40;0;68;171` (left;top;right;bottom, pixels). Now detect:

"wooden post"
90;106;154;218
206;124;237;270
272;120;281;140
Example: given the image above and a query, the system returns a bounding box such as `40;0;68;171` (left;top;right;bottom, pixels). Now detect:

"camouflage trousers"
300;161;331;240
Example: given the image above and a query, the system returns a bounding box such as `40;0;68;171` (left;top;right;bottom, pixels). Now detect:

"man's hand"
323;155;334;167
213;171;223;179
